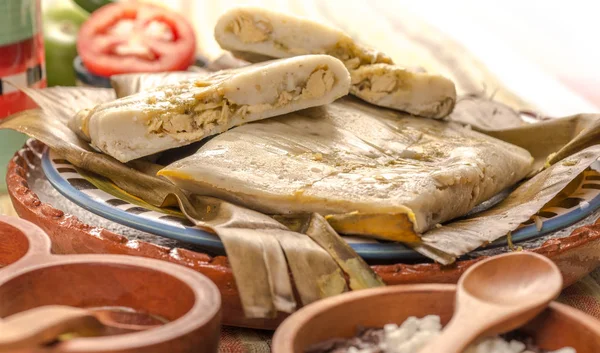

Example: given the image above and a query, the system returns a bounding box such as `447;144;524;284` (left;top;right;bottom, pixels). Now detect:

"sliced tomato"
77;2;196;77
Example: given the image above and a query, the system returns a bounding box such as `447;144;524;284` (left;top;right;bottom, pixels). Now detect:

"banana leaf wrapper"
1;86;382;319
8;74;600;270
448;96;600;174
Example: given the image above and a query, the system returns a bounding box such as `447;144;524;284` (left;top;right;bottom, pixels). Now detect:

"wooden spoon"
0;305;161;352
417;252;563;353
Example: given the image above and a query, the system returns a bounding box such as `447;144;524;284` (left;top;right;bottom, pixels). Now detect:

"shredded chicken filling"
328;41;391;70
227;14;273;43
352;71;418;94
145;68;336;137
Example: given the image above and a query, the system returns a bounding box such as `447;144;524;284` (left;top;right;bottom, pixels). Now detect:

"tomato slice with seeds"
77;2;196;77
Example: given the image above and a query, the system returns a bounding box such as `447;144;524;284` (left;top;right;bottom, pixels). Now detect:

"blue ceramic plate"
42;149;600;261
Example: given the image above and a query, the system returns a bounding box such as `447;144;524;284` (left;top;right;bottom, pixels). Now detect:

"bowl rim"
0;215;223;351
272;284;600;353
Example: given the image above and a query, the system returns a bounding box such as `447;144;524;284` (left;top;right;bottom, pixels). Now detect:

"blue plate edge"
41;150;600;262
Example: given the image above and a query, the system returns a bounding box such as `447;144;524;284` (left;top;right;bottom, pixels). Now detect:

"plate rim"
41;149;600;261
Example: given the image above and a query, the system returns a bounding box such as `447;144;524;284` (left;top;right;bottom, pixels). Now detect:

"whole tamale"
214;6;456;118
159;97;534;240
71;55;351;163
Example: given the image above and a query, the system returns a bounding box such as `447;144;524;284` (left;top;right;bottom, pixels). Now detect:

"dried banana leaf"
214;6;457;119
446;96;527;131
180;195;348;309
448;97;600;173
413;144;600;264
270;229;347;305
277;213;385;290
1;87;381;318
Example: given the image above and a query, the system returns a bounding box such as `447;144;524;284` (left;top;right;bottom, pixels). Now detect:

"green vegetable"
43;0;88;87
73;0;114;13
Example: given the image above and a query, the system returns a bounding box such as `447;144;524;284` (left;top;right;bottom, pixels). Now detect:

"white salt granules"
347;316;576;353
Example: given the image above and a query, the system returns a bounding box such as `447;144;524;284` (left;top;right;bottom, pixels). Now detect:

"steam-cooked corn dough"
350;64;456;119
159;98;533;238
214;6;456;119
71;55;351;162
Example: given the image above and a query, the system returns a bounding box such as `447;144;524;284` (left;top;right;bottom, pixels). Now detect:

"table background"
2;0;600;351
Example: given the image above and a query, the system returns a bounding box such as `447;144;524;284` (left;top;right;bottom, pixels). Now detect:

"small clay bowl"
272;284;600;353
0;215;222;353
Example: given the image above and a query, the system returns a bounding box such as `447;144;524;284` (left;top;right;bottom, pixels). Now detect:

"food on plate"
214;6;456;118
43;0;89;87
305;315;575;353
77;2;197;76
214;6;391;68
159;98;533;241
70;55;351;162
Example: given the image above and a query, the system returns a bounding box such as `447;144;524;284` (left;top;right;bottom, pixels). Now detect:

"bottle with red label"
0;0;46;193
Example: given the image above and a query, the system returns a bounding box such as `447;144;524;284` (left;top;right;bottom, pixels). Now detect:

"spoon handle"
0;305;103;352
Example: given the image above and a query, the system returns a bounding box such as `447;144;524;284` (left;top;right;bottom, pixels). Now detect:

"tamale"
159;97;533;240
214;6;456;118
413;144;600;264
72;55;351;162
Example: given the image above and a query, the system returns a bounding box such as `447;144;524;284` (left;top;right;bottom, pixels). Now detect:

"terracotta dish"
0;215;221;353
6;142;600;329
272;284;600;353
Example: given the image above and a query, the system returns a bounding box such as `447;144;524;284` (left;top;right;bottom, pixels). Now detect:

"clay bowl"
272;284;600;353
0;215;222;353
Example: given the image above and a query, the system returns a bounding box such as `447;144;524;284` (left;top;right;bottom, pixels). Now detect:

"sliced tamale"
214;6;391;68
72;55;351;162
159;97;533;240
214;6;456;118
350;64;456;118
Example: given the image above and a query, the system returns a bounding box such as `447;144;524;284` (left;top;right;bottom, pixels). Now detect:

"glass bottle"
0;0;46;193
